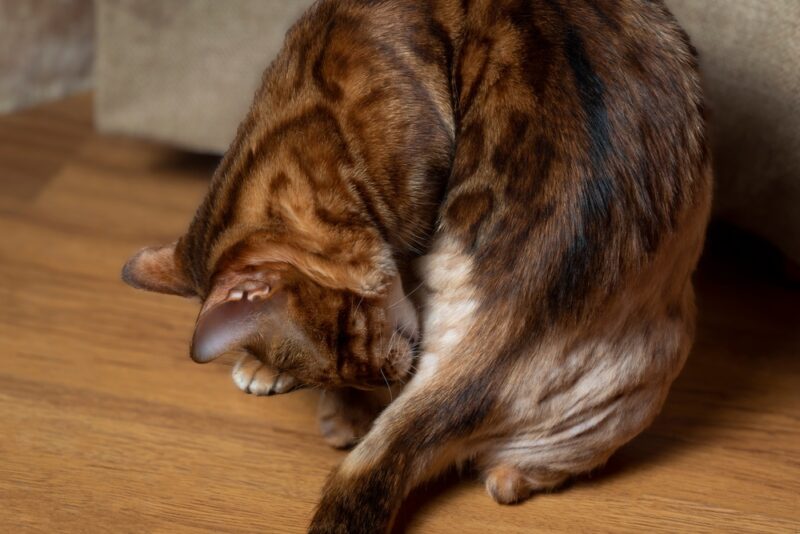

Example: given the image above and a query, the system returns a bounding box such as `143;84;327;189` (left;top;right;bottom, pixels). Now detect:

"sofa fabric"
94;0;800;263
667;0;800;265
94;0;313;153
0;0;93;113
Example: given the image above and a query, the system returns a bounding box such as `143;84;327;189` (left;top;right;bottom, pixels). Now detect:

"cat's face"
121;235;419;391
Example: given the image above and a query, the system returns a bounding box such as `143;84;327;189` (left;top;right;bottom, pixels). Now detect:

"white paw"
232;353;299;396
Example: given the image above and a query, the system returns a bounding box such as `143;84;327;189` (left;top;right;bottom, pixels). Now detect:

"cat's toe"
232;353;297;396
270;372;300;395
246;365;281;395
484;466;534;505
232;353;264;392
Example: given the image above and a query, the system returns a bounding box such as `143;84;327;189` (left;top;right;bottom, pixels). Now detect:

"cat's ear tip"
120;246;152;289
120;244;195;297
120;255;140;288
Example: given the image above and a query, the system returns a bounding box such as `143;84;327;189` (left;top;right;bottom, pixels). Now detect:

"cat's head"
121;225;419;392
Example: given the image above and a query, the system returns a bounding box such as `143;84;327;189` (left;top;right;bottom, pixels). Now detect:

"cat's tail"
308;364;488;533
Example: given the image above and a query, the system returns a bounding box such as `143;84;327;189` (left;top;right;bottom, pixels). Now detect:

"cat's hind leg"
477;380;671;505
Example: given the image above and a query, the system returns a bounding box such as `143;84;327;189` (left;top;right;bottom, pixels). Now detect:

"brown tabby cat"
121;0;711;531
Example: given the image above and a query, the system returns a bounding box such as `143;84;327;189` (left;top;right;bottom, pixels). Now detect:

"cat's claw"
232;353;299;395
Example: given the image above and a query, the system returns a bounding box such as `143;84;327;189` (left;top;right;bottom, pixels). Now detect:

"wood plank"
0;94;797;533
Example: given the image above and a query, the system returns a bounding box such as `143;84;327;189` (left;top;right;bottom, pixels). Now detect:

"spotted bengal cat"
122;0;711;531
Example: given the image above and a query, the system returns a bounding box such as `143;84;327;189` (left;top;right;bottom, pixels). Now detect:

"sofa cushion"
95;0;800;263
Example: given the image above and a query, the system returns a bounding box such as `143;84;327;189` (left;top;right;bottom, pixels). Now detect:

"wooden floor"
1;94;798;533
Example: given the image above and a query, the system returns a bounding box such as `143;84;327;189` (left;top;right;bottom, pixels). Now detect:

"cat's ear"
121;243;195;297
190;292;289;363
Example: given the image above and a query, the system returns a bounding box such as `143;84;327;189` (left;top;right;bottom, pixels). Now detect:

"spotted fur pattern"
122;0;712;532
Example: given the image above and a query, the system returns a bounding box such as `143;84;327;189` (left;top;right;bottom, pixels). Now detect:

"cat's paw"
317;390;381;449
483;465;534;505
232;353;299;395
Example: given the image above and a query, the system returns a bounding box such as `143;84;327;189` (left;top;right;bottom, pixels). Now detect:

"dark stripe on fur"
546;5;617;317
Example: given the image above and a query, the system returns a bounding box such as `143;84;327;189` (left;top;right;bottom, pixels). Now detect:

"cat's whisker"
354;294;365;317
404;280;426;299
379;368;393;402
389;280;425;309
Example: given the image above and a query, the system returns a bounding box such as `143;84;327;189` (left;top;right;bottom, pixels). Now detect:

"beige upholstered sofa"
0;0;93;113
92;0;800;265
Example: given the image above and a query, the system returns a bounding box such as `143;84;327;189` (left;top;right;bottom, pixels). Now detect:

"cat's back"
440;0;711;325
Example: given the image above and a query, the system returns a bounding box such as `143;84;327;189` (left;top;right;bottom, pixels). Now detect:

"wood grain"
0;94;798;533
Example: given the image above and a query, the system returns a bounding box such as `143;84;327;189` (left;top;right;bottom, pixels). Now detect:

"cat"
121;0;712;532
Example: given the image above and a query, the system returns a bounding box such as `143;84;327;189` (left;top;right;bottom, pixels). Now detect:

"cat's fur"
122;0;712;531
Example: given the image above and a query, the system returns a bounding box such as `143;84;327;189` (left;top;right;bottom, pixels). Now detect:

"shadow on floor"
603;222;799;477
